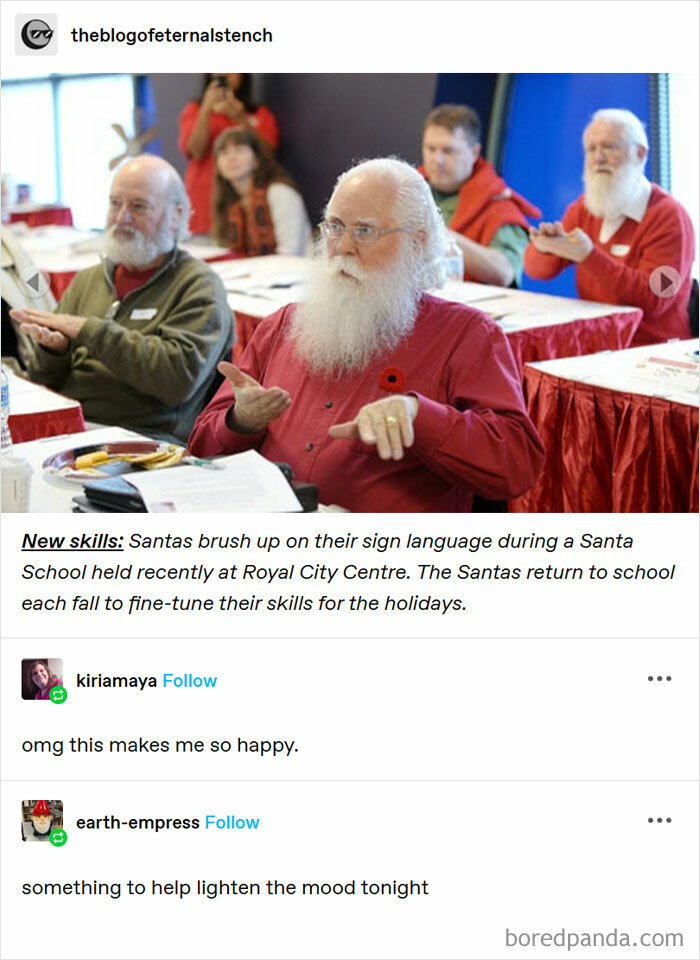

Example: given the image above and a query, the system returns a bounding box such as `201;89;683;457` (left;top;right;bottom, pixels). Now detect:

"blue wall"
434;74;497;134
501;74;651;295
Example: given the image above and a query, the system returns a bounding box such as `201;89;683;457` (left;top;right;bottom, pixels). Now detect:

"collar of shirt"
599;175;652;244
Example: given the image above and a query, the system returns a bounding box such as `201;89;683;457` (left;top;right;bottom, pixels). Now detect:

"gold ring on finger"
386;415;398;426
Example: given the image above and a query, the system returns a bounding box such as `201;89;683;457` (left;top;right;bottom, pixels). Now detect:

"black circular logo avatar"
21;19;54;50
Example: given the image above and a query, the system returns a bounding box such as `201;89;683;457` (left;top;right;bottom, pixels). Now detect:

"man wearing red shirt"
421;104;541;287
524;108;695;345
189;158;544;512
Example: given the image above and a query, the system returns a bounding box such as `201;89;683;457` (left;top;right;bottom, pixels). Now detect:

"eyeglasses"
319;220;410;246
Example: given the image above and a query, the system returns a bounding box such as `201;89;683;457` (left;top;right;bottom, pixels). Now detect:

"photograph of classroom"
2;73;698;513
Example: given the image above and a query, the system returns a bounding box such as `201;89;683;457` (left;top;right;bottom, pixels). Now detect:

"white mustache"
325;256;364;280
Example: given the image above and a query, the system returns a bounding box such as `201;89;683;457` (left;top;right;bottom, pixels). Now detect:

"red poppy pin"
379;367;405;393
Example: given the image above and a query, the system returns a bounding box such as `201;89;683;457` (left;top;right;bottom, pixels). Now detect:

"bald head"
105;155;190;269
111;156;189;230
326;157;446;289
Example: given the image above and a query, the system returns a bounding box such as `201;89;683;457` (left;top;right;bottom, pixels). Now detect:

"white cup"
1;455;33;512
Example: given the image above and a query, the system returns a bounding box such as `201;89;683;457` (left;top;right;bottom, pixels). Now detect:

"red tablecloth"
234;307;643;368
9;206;73;228
511;366;699;513
505;310;642;377
9;401;85;444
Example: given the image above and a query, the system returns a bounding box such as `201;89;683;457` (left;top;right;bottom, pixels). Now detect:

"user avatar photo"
22;658;63;701
15;14;58;56
21;799;63;842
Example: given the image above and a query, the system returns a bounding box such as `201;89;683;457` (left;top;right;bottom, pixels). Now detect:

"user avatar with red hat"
22;800;54;841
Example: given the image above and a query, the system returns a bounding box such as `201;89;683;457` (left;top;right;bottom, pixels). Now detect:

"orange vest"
225;187;277;256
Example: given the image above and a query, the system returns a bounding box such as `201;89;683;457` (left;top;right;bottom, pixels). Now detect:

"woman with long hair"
179;74;279;235
27;661;62;701
212;128;311;257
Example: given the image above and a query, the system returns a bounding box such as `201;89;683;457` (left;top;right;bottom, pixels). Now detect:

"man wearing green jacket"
11;156;233;445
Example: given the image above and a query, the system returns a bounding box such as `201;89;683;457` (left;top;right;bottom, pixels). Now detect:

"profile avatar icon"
15;14;58;56
21;19;54;50
31;800;53;838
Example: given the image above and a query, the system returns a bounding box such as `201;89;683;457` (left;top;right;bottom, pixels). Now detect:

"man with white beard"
189;158;544;512
11;156;232;443
524;108;695;345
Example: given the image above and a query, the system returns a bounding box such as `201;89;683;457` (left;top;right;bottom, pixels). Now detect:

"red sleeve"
253;106;280;149
523;201;581;280
187;308;287;456
576;199;696;321
178;102;202;158
411;317;545;499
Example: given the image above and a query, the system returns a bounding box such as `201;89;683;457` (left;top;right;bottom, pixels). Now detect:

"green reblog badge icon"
49;829;67;847
49;686;67;704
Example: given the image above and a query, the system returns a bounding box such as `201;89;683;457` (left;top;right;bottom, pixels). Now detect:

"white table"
210;255;643;369
11;426;342;514
11;426;147;512
7;224;233;298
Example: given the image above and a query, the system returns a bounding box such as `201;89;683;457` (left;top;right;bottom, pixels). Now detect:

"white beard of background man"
101;215;178;271
189;157;544;512
583;142;646;221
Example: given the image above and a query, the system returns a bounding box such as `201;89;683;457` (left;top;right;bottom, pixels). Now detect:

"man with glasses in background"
525;108;695;345
189;157;543;512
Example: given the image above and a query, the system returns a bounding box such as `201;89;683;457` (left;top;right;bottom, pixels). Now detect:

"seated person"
421;104;541;286
179;73;279;235
11;156;233;445
189;157;544;512
524;108;696;345
211;128;312;257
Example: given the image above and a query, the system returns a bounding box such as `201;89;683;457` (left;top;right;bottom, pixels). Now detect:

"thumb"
328;420;358;440
218;361;259;389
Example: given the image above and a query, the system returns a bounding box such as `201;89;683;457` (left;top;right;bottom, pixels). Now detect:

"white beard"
584;160;643;219
289;239;423;376
101;221;174;269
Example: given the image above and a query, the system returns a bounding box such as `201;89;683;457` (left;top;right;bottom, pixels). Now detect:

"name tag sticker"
610;244;631;257
130;308;157;320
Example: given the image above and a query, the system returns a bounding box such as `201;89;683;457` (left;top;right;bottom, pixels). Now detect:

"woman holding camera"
179;74;279;235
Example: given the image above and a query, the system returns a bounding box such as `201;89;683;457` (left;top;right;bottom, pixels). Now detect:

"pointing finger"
328;420;358;440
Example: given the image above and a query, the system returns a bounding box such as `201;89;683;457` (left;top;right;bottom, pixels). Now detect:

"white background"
2;1;699;957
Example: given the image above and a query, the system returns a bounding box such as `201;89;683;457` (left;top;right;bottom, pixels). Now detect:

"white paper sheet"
126;449;303;513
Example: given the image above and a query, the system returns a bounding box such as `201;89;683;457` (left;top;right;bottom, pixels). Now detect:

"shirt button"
306;443;314;451
325;400;333;408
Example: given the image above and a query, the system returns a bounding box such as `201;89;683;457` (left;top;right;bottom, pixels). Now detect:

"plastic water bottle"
444;237;464;282
1;365;12;454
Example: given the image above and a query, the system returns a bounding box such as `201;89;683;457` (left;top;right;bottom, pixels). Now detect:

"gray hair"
165;169;191;244
587;108;649;152
329;157;447;289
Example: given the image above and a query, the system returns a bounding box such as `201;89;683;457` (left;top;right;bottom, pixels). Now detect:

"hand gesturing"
218;361;291;434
